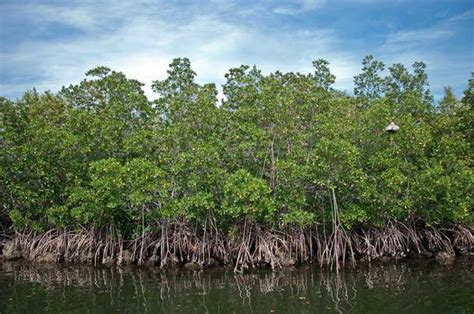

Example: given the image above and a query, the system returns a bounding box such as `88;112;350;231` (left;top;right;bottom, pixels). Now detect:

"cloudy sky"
0;0;473;101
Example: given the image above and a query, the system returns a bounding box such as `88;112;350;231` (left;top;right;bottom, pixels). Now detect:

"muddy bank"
1;221;473;271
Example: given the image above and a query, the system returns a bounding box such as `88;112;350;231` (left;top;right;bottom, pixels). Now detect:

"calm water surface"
0;257;472;313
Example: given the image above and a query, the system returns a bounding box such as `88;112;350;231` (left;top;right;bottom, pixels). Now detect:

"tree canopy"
1;56;472;238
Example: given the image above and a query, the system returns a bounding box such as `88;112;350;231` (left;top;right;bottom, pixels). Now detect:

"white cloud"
270;0;409;15
273;0;327;15
2;1;471;101
376;9;473;99
386;29;453;46
1;1;361;100
381;7;473;55
383;29;454;53
446;8;474;23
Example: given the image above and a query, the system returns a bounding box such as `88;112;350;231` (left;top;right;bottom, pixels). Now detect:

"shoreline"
1;222;472;271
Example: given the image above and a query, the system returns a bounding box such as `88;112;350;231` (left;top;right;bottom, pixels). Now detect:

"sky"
0;0;473;101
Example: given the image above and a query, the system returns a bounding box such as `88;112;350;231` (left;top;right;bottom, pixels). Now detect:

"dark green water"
0;257;473;313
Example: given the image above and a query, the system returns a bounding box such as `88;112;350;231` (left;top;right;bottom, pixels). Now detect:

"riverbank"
1;221;472;271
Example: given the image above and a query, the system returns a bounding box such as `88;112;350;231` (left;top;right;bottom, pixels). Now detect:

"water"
0;257;472;313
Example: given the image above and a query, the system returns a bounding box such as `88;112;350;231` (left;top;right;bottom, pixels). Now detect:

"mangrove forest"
1;56;473;271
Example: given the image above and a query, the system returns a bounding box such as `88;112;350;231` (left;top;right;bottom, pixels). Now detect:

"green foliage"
354;55;385;103
66;158;165;235
281;209;315;227
1;56;472;234
312;59;335;90
439;86;458;114
222;170;275;223
384;61;433;107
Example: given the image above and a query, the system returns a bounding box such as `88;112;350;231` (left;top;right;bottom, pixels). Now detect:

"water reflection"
1;257;473;313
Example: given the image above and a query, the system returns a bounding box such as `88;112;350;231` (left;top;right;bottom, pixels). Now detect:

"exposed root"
4;218;472;271
319;188;354;272
451;224;474;254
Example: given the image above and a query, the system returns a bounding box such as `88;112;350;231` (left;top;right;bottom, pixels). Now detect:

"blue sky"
1;0;473;101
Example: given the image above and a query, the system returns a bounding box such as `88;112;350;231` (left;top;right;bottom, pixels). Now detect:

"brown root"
4;217;472;271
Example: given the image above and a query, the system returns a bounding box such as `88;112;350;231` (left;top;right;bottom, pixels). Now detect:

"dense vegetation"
1;56;473;269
